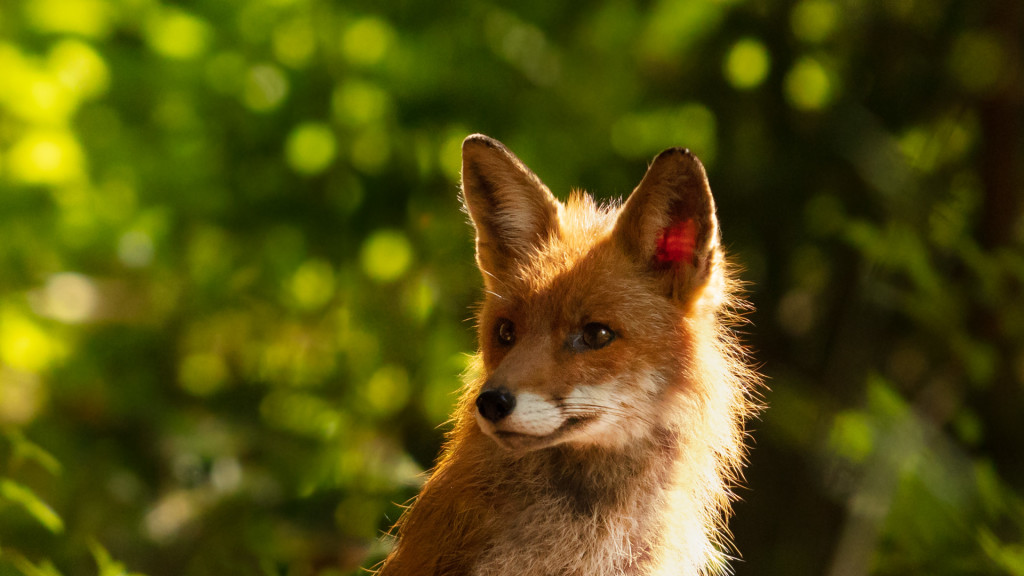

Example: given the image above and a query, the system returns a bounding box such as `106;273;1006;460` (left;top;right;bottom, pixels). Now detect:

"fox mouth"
488;414;597;451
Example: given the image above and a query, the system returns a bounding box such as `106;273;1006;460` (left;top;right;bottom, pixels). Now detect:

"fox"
376;134;761;576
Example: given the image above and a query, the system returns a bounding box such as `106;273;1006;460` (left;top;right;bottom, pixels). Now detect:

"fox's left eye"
496;318;516;346
581;322;615;350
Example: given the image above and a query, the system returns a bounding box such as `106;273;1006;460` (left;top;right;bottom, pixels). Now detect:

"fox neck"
463;419;725;576
501;427;680;517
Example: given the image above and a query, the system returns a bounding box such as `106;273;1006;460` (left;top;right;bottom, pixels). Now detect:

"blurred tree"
0;0;1021;575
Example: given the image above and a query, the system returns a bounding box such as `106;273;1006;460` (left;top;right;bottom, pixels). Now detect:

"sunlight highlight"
48;40;110;99
0;310;63;373
178;353;229;397
724;38;771;90
0;369;46;426
332;81;391;127
25;0;112;38
341;17;395;67
288;259;336;310
145;8;212;60
273;18;316;68
363;364;411;416
8;130;86;185
784;56;835;110
791;0;839;43
360;230;413;283
41;273;99;324
243;64;289;112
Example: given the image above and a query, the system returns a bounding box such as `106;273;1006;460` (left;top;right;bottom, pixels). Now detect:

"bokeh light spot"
25;0;112;38
273;18;316;69
41;273;99;324
0;44;23;98
948;31;1005;94
118;231;155;268
0;369;46;426
349;128;391;173
243;64;289;112
341;17;395;67
48;39;110;100
289;259;336;310
784;56;834;111
404;274;439;324
724;38;771;90
145;8;212;60
8;130;86;186
5;66;77;125
178;353;229;397
791;0;839;43
332;81;390;127
285;123;337;176
144;490;197;543
363;364;411;416
0;310;62;373
360;230;412;283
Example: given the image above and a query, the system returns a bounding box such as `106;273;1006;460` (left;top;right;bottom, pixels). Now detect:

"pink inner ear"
655;219;697;265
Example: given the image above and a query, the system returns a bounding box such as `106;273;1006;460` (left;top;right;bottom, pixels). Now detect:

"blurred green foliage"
0;0;1022;574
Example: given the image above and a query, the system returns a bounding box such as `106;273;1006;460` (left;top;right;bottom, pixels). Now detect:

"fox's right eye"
496;319;516;346
581;322;615;350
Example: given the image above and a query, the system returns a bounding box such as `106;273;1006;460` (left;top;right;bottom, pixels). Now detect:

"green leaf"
979;528;1024;575
89;540;148;576
5;431;62;476
1;549;66;576
829;410;875;463
0;479;64;534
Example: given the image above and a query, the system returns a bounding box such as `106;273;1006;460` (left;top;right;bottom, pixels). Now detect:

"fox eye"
496;319;516;346
581;322;615;350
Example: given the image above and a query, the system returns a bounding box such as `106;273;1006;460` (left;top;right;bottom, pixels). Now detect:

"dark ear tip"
651;148;709;184
653;147;703;166
463;134;504;153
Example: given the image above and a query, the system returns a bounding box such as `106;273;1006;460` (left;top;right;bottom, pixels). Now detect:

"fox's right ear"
461;134;561;288
612;148;720;304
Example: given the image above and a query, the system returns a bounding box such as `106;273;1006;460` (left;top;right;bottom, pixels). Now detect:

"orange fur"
376;135;761;576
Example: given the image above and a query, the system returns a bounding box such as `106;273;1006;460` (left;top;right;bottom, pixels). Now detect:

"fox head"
460;135;733;454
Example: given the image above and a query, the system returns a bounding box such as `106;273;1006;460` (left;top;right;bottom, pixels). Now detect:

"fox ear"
613;148;720;301
461;134;561;287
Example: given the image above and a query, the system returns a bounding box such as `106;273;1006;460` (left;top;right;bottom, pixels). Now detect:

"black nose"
476;388;516;422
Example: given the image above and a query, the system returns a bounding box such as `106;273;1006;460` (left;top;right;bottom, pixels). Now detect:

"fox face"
461;135;724;454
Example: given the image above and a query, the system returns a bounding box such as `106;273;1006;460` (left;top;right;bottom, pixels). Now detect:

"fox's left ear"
612;148;720;302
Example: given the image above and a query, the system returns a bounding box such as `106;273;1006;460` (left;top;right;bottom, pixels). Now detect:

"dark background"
1;0;1022;574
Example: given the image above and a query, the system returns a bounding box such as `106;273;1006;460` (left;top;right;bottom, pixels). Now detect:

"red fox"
377;135;760;576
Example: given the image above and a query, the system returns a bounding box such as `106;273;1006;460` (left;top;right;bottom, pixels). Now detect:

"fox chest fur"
376;135;758;576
